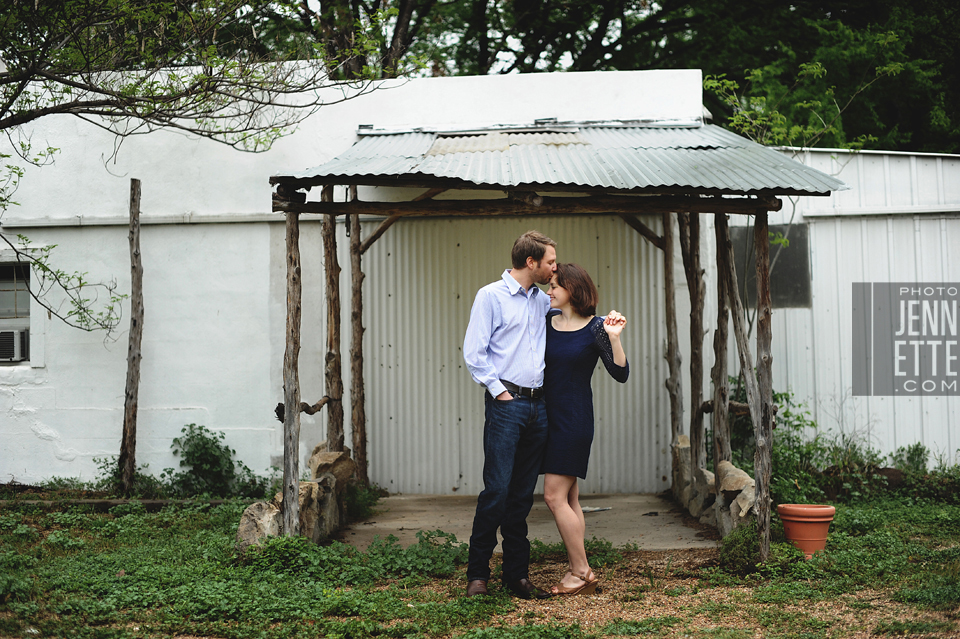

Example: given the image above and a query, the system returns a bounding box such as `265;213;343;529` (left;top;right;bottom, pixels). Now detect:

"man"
462;230;558;599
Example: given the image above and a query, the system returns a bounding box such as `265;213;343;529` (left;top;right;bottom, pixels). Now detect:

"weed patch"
873;618;957;635
599;615;682;635
530;536;624;567
458;623;588;638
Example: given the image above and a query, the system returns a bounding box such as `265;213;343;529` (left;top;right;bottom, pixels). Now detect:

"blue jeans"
467;393;549;583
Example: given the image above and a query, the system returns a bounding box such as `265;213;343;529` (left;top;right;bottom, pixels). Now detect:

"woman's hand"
603;310;627;338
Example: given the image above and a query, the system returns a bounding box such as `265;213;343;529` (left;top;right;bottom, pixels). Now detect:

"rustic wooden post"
663;212;687;502
754;210;775;562
348;185;369;484
322;185;345;451
119;178;143;495
663;212;683;448
678;214;706;477
282;210;302;536
718;211;771;561
712;214;732;471
717;215;762;442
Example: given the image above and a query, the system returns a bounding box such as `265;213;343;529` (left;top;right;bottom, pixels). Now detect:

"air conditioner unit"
0;329;28;362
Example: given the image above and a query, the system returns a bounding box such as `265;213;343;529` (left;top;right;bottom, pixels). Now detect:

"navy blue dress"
542;311;630;479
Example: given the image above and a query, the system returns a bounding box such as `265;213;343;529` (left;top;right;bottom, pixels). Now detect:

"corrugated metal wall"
728;150;960;460
354;215;671;494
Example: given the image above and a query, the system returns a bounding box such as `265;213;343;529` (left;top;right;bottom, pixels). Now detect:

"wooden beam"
274;195;783;217
619;214;664;250
282;210;302;537
754;210;774;563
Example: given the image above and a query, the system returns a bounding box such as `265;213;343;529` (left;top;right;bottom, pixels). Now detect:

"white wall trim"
802;205;960;218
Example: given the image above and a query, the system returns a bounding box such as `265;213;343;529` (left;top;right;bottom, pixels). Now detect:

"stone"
235;501;281;552
235;477;343;551
687;468;716;518
698;507;717;528
734;484;756;519
308;448;356;492
717;460;755;495
712;461;758;538
270;476;341;544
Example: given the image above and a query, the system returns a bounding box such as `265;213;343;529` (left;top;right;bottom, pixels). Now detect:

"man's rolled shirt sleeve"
464;288;507;398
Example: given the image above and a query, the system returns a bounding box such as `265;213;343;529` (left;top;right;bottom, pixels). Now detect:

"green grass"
1;494;959;638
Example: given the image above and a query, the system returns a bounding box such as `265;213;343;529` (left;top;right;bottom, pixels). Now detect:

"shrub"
899;451;960;504
889;442;929;475
719;519;804;576
163;423;270;498
345;482;385;520
713;376;895;504
87;456;168;498
719;518;759;575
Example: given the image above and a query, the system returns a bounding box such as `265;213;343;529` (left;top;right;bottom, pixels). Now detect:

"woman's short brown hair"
512;230;557;269
554;263;599;317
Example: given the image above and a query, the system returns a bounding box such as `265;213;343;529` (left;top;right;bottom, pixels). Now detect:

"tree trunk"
282;211;302;536
322;185;345;451
712;214;732;473
754;211;775;562
348;185;369;484
119;178;143;495
679;214;706;476
663;212;683;449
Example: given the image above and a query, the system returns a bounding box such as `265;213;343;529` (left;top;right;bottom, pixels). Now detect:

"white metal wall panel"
356;215;669;494
722;150;960;464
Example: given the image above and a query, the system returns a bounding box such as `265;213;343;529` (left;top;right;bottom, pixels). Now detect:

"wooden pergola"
269;124;841;561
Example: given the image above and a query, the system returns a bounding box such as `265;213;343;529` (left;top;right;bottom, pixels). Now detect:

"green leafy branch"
3;233;127;336
0;147;125;336
704;31;904;150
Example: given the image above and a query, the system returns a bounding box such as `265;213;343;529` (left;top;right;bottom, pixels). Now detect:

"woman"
542;263;629;595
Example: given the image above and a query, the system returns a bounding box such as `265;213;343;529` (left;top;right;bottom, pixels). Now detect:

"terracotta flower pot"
777;504;836;560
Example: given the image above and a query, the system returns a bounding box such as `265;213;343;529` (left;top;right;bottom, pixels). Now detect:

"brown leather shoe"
503;578;553;599
466;579;489;597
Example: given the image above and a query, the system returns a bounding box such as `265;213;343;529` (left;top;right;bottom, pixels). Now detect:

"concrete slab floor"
337;493;718;551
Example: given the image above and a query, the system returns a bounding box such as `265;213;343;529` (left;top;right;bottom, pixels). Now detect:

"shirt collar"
502;269;540;297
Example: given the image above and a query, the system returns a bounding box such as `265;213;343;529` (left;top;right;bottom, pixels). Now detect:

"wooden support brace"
700;399;754;417
274;397;333;422
619;214;665;250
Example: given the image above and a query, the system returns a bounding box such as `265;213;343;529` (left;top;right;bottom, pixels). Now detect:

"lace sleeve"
591;318;629;383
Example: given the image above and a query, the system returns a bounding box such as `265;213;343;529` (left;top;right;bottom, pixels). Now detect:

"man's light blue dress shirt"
463;269;551;397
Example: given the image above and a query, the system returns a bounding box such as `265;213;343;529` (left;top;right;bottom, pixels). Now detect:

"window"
729;223;812;309
0;262;30;362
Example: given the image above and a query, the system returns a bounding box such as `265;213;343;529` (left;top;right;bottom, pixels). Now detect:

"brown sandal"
551;572;599;596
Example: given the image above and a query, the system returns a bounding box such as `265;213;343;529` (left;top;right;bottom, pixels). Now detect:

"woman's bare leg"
544;473;594;589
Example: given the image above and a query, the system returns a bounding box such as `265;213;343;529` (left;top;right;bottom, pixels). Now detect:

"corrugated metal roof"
277;124;847;196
